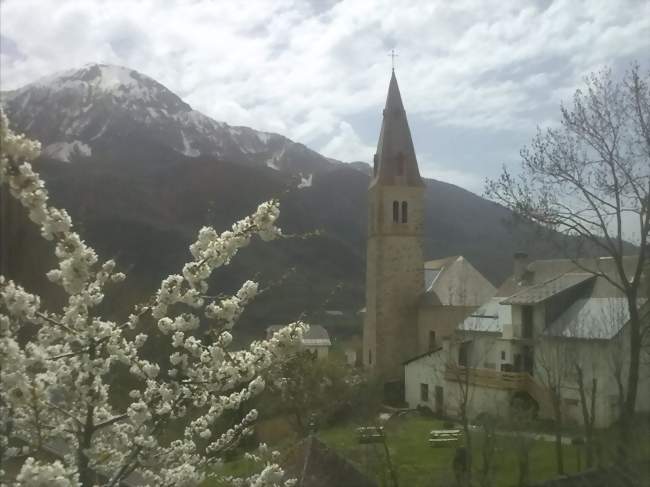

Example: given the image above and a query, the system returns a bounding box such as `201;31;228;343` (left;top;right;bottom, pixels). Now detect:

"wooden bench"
356;426;385;444
428;429;462;447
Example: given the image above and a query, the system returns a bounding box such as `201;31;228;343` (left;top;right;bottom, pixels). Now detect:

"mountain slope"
1;63;593;338
1;64;336;175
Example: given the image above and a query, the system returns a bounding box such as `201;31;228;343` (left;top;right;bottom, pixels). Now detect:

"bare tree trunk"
551;390;564;475
575;365;597;469
621;294;641;459
517;451;530;487
479;419;496;487
460;378;473;487
459;407;472;486
380;435;399;487
293;409;306;437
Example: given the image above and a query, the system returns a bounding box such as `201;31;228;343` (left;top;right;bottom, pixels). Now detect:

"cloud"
418;154;484;194
1;0;648;191
319;121;375;162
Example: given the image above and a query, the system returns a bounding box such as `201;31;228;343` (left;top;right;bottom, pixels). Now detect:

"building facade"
363;72;495;387
405;255;650;427
363;70;425;383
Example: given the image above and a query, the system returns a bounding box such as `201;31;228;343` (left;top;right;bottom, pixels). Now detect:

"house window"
420;383;429;401
435;386;444;413
501;351;506;360
401;201;408;223
459;341;471;367
428;331;436;351
392;201;399;223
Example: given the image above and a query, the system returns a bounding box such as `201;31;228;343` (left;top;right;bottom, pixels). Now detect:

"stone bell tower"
363;69;425;384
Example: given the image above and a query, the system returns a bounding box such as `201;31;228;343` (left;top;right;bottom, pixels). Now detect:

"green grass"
319;416;586;487
204;414;650;487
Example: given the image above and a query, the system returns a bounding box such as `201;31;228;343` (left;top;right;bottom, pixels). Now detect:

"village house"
404;254;650;427
267;324;332;359
417;256;495;355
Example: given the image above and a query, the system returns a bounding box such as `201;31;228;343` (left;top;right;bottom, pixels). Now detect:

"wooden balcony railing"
445;365;528;390
445;365;552;415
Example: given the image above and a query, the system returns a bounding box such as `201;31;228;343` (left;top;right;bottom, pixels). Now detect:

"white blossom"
0;111;304;487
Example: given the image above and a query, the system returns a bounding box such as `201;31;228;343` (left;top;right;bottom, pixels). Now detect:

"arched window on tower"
401;201;408;223
392;201;399;223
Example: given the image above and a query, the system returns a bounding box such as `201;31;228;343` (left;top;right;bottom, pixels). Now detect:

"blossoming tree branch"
0;111;305;487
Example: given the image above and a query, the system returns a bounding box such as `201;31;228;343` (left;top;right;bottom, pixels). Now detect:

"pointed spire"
371;71;424;187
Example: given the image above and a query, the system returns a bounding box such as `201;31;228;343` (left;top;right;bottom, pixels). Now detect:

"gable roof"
458;298;502;333
457;255;647;340
544;297;648;339
500;273;594;305
267;324;331;347
497;256;640;298
403;346;444;365
422;255;496;307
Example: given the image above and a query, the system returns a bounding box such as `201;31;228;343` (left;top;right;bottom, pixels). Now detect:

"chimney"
513;252;530;284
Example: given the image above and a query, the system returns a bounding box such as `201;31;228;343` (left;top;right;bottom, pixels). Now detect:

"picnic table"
356;426;385;444
429;429;462;447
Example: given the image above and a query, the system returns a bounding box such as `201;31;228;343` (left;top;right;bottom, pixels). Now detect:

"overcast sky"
1;0;649;194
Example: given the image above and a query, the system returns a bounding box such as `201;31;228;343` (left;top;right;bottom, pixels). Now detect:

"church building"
363;69;426;384
364;70;650;427
363;70;494;390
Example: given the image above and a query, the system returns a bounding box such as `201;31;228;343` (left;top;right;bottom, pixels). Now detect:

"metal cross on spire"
389;49;398;71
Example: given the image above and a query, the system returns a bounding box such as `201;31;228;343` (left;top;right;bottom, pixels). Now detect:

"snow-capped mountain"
1;64;334;175
3;63;594;335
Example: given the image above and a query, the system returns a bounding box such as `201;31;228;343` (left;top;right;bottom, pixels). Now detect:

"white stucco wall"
405;350;512;420
404;351;449;413
407;300;650;428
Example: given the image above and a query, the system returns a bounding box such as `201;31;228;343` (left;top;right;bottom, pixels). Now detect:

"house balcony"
444;365;529;390
444;365;552;416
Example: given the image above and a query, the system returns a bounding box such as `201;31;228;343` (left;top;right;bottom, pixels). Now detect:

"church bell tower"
363;69;425;384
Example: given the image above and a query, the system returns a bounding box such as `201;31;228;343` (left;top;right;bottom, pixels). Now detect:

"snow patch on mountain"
4;63;339;175
89;122;109;141
298;174;313;188
96;65;137;91
266;147;286;171
43;141;92;162
180;131;200;157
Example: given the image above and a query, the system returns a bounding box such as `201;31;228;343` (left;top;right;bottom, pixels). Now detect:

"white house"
267;324;332;359
405;254;650;428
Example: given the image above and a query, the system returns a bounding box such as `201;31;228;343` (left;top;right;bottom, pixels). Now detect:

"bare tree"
476;413;498;487
444;326;500;487
573;359;597;468
535;338;572;474
486;63;650;455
